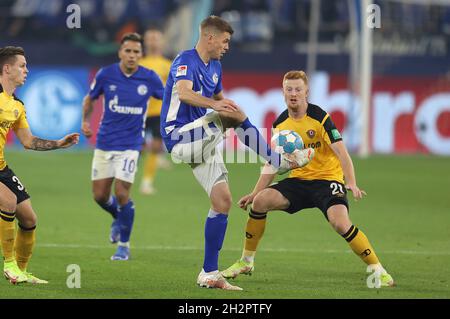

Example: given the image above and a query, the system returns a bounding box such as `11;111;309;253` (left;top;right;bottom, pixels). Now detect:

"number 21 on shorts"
330;182;344;195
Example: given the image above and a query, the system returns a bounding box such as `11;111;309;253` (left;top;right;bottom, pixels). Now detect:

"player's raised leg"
219;110;314;174
327;205;395;287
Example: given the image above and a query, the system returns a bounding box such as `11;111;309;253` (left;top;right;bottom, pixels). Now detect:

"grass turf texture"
1;150;449;298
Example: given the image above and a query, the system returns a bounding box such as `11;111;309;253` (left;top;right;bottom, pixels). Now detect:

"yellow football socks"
242;209;267;262
0;210;16;263
15;224;36;271
342;225;380;265
143;152;158;181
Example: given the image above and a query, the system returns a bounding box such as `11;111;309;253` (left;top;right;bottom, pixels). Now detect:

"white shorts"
91;149;140;184
171;112;228;196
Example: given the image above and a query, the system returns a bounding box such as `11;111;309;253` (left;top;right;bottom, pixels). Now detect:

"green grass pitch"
1;150;449;299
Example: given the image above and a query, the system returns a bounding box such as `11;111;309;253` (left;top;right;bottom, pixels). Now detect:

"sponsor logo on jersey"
109;85;117;92
14;109;19;119
213;73;218;84
307;129;316;138
109;95;144;115
0;121;14;129
176;65;188;77
305;141;321;149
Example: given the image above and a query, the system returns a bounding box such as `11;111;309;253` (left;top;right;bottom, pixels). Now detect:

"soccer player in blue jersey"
81;33;164;261
160;16;314;290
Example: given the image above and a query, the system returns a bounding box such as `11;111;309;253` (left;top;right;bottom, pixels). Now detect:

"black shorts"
269;178;349;219
145;116;162;139
0;166;30;204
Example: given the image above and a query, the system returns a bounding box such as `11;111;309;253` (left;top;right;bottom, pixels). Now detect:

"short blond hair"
283;70;308;86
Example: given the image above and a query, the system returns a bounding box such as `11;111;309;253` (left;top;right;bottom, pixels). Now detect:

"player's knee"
93;193;109;205
251;191;270;212
234;109;247;123
328;212;351;235
17;212;37;229
212;193;232;213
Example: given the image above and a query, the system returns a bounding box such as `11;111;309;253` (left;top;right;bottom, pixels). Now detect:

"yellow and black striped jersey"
273;103;344;184
0;84;29;170
139;55;171;118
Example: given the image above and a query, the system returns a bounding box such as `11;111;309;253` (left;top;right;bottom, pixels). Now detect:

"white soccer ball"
271;130;304;154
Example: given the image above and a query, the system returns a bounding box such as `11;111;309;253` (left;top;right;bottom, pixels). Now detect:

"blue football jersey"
160;49;223;152
89;63;164;151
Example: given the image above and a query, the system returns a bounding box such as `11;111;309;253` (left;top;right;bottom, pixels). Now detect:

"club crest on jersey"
137;84;148;96
14;109;19;119
307;129;316;138
176;65;188;77
213;73;218;84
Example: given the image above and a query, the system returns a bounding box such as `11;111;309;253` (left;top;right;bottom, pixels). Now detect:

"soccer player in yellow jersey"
222;70;395;288
0;46;79;284
138;27;172;195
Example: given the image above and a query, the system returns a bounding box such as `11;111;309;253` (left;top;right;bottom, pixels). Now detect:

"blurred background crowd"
1;0;449;66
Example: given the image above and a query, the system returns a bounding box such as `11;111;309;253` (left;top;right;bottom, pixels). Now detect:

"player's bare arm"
81;94;96;137
330;141;366;200
176;79;237;112
14;127;79;151
238;163;276;210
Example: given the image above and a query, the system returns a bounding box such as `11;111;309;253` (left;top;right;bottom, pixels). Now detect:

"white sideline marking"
36;243;450;256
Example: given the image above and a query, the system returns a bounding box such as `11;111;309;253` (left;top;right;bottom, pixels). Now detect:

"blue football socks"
117;200;135;243
98;195;120;219
203;210;228;272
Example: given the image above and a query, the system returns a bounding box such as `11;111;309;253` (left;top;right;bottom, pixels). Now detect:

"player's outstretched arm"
330;141;367;201
238;163;276;210
14;127;79;151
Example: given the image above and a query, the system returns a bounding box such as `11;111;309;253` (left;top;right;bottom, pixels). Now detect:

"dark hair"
120;33;143;46
0;46;25;75
200;15;234;35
